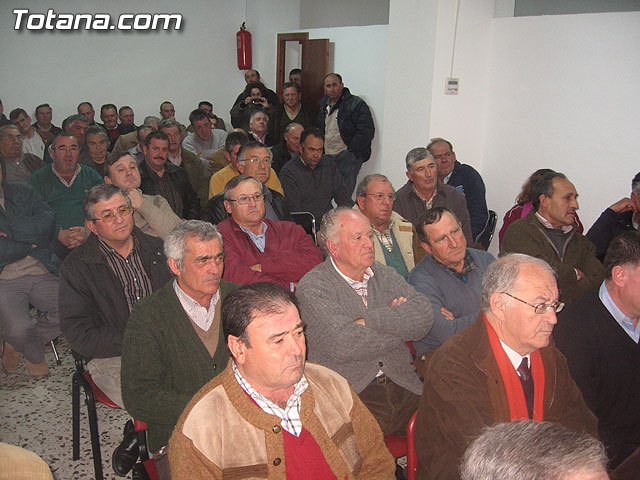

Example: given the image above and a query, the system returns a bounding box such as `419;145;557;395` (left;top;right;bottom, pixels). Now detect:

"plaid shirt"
373;219;395;252
233;361;308;436
330;257;374;307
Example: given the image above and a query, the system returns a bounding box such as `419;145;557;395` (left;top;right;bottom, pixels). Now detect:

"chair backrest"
290;211;317;243
476;210;498;250
407;411;418;480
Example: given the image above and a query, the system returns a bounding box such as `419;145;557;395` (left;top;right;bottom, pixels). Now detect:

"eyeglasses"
54;145;79;153
227;193;264;205
364;193;397;202
241;157;272;166
92;206;133;223
432;152;454;161
3;134;23;142
500;292;564;314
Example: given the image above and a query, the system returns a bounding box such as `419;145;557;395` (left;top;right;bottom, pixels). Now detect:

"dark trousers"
358;376;420;437
333;150;362;197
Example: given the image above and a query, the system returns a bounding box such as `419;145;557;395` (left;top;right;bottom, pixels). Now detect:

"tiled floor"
0;338;131;479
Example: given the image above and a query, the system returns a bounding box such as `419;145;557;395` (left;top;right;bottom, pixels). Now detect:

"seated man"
126;124;155;165
104;151;181;238
43;114;90;165
80;125;109;176
297;208;433;435
0;125;44;183
59;184;172;407
586;171;640;261
9;108;53;160
99;104;127;151
427;137;489;244
270;122;303;174
118;106;136;132
138;131;201;219
208;132;282;198
394;147;473;244
111;116;160;158
279;128;353;225
0;166;60;376
122;221;237;467
415;253;598;480
205;142;289;224
195;100;227;131
356;173;424;279
158;101;188;137
77;102;97;126
29;133;104;259
461;421;608;480
33;103;62;135
170;282;395;480
218;175;322;288
408;207;494;360
501;171;605;303
158;118;210;210
247;110;275;147
555;231;640;469
182;109;228;166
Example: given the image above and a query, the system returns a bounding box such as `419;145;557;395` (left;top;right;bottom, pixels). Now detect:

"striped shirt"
330;257;374;307
98;237;152;313
373;219;395;252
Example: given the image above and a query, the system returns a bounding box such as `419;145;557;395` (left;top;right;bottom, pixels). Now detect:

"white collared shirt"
599;281;640;343
173;279;219;331
500;339;531;373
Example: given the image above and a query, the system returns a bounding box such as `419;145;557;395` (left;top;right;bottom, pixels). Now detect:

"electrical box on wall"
445;77;459;95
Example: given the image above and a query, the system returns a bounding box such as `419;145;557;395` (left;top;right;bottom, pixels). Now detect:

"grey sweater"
297;259;433;395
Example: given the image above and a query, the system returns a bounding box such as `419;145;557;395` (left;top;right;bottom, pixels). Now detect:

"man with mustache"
121;221;237;476
170;282;396;480
414;254;598;479
501;171;605;303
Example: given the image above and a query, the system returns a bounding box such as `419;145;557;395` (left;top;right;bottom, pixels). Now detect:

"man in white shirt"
9;108;52;160
182;109;227;166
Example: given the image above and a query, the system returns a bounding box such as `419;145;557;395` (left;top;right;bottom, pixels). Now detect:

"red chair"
407;411;418;480
132;420;158;480
71;353;121;480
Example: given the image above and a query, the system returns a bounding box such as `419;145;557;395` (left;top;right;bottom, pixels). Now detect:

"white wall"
0;0;299;126
483;12;640;253
300;0;389;28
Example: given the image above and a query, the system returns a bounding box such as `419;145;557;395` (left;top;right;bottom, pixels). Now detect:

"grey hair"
164;220;224;271
62;114;88;132
249;109;269;124
85;125;108;142
405;147;433;171
223;174;262;201
157;118;182;131
0;124;20;139
82;184;131;221
461;420;608;480
317;207;354;255
284;122;303;134
480;253;556;312
142;116;161;128
355;174;393;198
237;141;273;164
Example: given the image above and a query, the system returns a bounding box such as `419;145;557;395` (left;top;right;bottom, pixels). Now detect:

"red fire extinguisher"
236;22;252;70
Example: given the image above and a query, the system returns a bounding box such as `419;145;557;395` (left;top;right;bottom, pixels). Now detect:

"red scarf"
484;315;545;421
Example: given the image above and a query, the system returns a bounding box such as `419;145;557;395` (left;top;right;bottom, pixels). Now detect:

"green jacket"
500;208;605;303
121;279;238;451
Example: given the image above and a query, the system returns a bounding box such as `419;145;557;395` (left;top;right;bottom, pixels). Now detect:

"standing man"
409;207;494;360
415;254;598;479
121;221;237;468
394;147;473;244
33;103;62;135
427;138;489;244
279;128;353;224
555;231;640;469
29;133;104;259
501;171;605;303
297;208;433;435
170;282;396;480
230;69;279;113
9;108;53;160
59;184;172;407
138;131;201;220
0;166;60;376
0;125;44;183
104;151;181;238
273;82;311;142
317;73;375;195
356;173;423;278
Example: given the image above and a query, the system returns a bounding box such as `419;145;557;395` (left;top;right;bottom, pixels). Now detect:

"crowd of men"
1;69;639;480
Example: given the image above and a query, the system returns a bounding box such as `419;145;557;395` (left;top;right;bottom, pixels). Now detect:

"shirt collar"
52;163;81;187
330;256;374;285
599;280;640;343
499;339;530;371
535;212;573;234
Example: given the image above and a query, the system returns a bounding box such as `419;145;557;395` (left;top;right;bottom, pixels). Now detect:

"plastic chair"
407;411;418;480
71;353;121;480
131;420;158;480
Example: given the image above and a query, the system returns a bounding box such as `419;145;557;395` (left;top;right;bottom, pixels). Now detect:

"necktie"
517;357;534;418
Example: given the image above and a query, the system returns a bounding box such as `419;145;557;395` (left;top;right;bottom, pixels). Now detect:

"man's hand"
0;230;6;237
127;188;144;210
441;307;454;321
59;227;87;249
354;318;366;326
609;197;635;213
249;264;262;272
390;297;407;307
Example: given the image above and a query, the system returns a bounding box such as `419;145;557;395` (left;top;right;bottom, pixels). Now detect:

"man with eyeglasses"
59;184;172;409
217;175;322;289
408;207;494;375
205;142;289;225
414;253;598;480
0;125;44;183
356;173;424;279
29;133;103;259
501;171;605;303
427;138;489;245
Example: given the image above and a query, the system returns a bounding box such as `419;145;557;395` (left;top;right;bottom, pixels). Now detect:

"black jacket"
317;87;375;162
586;209;635;261
139;161;200;220
271;141;294;174
204;187;289;225
59;227;172;359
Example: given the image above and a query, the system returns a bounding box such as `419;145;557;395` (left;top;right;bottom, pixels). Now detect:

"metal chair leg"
72;372;81;460
84;386;104;480
50;340;61;365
